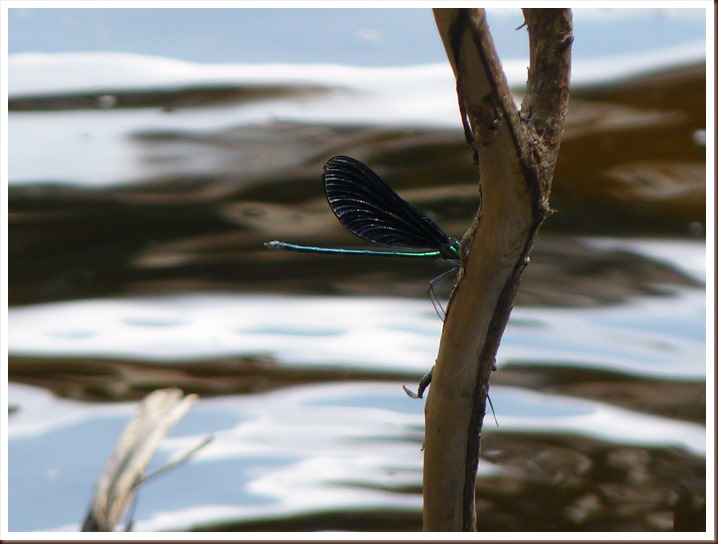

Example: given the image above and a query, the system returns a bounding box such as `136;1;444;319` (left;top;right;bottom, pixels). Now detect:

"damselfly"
265;155;464;398
265;155;461;312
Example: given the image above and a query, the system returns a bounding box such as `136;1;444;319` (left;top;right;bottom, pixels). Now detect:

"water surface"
6;8;708;534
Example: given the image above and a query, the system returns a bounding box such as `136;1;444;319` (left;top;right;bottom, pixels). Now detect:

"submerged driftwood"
82;388;207;531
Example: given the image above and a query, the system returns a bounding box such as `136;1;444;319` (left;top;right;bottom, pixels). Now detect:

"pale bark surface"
82;389;199;531
424;8;573;531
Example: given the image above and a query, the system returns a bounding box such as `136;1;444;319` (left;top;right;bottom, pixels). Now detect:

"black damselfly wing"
323;156;456;258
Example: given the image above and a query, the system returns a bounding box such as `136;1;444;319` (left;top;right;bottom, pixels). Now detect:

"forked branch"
423;8;572;531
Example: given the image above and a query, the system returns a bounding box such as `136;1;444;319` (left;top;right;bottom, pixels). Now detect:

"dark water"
6;53;707;533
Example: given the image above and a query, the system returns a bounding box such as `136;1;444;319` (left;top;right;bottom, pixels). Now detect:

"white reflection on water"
7;237;706;530
489;386;705;456
504;237;706;380
503;286;705;380
8;379;704;532
8;381;429;532
7;294;442;374
8;284;706;381
8;42;706;187
584;237;706;283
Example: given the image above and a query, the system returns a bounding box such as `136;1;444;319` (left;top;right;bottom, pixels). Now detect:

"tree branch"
82;389;200;531
424;8;572;531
